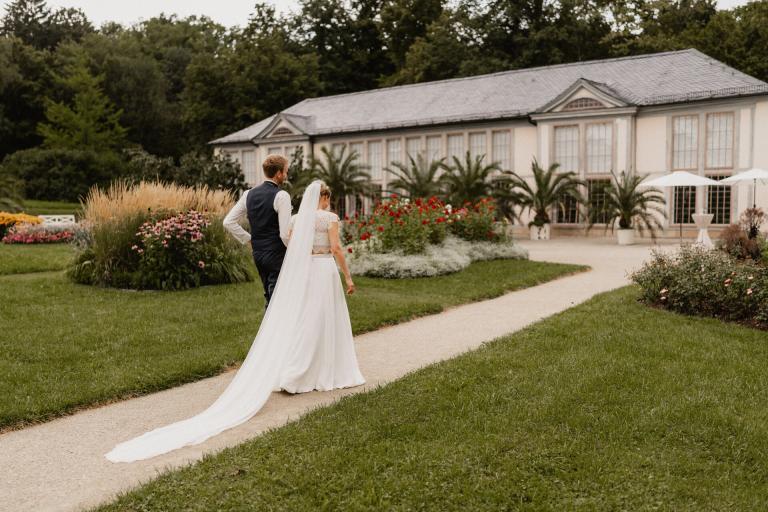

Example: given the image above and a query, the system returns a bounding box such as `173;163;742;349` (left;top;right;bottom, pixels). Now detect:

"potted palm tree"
505;159;582;240
587;171;666;245
440;151;500;206
309;145;374;214
386;154;445;199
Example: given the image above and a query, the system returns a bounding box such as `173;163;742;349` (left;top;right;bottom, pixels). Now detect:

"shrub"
125;148;247;194
348;236;529;278
0;148;125;202
719;224;762;261
448;198;506;242
2;223;74;244
344;196;448;255
69;180;253;290
631;246;768;328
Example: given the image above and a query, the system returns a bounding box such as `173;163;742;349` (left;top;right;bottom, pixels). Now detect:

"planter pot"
529;223;550;240
617;229;635;245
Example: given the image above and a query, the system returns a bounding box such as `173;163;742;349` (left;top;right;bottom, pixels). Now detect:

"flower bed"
348;236;528;278
2;223;74;244
68;181;253;290
344;196;525;278
0;212;42;238
631;245;768;329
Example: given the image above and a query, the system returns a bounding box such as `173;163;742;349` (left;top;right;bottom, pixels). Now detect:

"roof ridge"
296;49;698;105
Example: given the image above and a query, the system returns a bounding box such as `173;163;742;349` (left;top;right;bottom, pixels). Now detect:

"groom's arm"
223;192;252;245
273;190;292;247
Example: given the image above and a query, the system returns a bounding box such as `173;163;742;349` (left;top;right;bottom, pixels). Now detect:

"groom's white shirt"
223;181;292;247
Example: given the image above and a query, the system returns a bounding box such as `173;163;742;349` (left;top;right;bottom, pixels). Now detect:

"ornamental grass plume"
81;180;235;225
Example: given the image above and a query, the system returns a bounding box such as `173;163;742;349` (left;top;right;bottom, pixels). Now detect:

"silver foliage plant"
348;236;528;278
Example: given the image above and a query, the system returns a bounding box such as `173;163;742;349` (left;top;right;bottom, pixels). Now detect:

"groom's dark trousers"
246;182;287;308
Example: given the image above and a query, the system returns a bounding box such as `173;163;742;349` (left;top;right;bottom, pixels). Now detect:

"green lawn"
0;258;582;431
22;199;82;217
0;243;75;275
95;287;768;511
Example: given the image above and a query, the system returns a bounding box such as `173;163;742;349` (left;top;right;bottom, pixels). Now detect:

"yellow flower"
0;212;43;227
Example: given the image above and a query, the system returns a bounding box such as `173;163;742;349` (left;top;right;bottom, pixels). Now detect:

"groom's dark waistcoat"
246;182;285;254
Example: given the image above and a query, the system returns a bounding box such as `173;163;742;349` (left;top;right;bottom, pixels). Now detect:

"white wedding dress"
106;181;364;463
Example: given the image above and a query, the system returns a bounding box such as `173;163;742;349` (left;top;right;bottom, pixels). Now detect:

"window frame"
705;112;735;170
671;115;699;171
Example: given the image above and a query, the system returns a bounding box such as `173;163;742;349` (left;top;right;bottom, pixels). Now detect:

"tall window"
406;137;423;160
447;134;464;162
707;174;732;225
588;179;611;224
426;136;441;164
673;186;696;224
267;146;281;155
492;131;511;171
586;123;612;173
556;193;579;224
672;115;698;170
242;150;257;186
387;139;402;167
469;132;486;159
554;126;579;172
331;143;345;158
349;142;364;162
368;141;383;180
706;112;734;169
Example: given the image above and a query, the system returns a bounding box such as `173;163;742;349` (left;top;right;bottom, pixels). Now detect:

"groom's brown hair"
263;154;288;178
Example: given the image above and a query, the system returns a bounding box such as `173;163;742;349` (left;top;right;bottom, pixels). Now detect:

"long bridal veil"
106;181;323;463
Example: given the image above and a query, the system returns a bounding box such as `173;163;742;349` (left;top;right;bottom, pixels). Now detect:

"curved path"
0;239;670;511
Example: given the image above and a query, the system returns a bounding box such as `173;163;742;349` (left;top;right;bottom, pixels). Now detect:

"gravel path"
0;239;668;511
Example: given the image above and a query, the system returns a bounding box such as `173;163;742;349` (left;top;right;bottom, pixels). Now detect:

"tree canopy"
0;0;766;163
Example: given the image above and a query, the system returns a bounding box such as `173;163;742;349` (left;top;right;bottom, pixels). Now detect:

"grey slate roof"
211;49;768;144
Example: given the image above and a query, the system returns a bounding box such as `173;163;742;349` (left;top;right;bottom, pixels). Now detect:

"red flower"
377;226;385;232
361;232;371;241
347;247;353;253
436;217;445;223
422;219;429;225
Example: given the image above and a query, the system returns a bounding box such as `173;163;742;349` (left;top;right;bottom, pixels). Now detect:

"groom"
223;154;292;308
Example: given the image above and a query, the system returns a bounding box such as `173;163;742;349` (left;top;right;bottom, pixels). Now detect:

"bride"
106;180;365;463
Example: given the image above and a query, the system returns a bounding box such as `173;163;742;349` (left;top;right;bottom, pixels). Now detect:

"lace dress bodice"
291;209;339;252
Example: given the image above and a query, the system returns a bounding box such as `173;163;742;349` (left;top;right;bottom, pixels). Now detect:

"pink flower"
198;261;206;269
747;288;753;296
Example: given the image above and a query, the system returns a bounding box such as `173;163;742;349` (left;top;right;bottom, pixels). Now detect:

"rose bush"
631;245;768;329
343;196;506;256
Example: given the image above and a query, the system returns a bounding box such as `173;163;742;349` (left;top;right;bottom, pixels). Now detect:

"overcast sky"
1;0;755;29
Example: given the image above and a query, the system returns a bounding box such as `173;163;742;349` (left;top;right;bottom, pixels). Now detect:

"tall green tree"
1;0;93;50
37;53;127;151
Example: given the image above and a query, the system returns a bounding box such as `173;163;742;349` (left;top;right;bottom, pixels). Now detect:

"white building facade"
211;49;768;238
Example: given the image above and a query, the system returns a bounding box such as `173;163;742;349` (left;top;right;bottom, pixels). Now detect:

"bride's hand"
345;277;356;295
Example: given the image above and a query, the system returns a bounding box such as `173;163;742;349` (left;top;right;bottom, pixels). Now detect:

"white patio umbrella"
639;171;720;243
719;168;768;208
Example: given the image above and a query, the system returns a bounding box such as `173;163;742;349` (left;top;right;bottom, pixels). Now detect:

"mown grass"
22;199;82;217
0;243;75;275
95;286;768;511
0;258;582;431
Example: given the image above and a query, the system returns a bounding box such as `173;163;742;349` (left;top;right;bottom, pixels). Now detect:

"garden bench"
39;215;77;227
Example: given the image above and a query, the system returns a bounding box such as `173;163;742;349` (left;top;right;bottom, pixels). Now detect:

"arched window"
562;97;604;111
271;127;293;136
